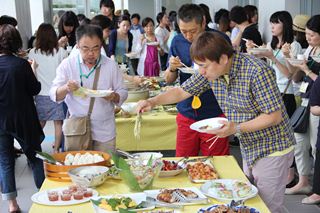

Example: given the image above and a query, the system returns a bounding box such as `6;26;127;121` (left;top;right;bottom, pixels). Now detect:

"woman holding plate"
136;17;162;77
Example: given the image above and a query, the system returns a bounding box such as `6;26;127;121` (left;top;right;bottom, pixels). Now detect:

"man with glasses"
163;4;230;157
50;24;128;152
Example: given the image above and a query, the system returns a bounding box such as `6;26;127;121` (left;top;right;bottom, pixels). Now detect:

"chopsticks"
242;38;259;48
204;135;220;149
180;61;191;69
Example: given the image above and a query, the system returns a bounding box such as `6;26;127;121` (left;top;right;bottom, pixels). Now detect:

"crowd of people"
0;0;320;212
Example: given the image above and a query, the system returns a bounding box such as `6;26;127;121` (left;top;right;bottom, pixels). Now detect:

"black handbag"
290;105;310;133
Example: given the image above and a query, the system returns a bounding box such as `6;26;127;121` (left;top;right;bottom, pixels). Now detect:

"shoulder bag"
63;66;101;151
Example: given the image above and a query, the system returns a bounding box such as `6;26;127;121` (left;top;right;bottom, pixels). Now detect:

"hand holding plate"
66;80;79;92
103;92;119;103
206;120;236;138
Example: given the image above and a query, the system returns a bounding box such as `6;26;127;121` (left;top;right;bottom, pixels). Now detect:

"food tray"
186;159;218;183
44;151;111;182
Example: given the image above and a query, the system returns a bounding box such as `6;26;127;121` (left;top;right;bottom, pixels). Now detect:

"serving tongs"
115;149;138;159
172;190;209;204
229;199;245;208
35;151;64;165
185;156;211;163
146;196;184;209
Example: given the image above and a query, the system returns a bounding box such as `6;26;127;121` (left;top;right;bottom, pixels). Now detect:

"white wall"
127;0;155;21
213;0;238;11
163;0;192;13
192;0;215;19
259;0;300;43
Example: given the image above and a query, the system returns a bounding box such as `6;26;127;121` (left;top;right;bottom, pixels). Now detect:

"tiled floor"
0;121;320;213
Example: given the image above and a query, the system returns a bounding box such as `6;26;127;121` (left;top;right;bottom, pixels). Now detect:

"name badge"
301;98;309;107
299;82;309;93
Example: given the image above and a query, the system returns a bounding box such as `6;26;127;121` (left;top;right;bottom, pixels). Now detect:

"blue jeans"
0;129;44;200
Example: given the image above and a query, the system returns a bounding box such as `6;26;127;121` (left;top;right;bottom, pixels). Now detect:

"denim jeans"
0;129;45;200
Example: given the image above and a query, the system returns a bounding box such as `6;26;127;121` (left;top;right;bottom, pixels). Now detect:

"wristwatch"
235;123;242;137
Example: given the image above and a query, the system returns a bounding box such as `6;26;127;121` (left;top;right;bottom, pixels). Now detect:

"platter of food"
190;117;228;133
77;87;113;98
198;204;260;213
43;151;111;182
146;41;159;46
200;179;258;202
68;166;109;187
186;159;218;183
64;152;105;165
159;160;184;177
31;186;98;206
144;187;208;206
91;193;155;212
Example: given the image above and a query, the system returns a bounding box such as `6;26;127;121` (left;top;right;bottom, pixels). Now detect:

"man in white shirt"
50;24;128;151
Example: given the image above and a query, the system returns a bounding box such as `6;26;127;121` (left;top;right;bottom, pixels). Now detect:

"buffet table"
116;111;177;151
29;156;270;213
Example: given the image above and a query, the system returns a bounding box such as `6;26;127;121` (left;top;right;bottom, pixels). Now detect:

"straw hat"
293;14;310;32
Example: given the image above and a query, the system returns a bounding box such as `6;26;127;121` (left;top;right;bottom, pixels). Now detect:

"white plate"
178;67;196;74
249;48;270;54
159;160;184;177
31;187;98;206
190;117;228;133
198;204;260;213
186;159;218;183
144;187;207;206
91;193;155;212
200;179;258;202
81;87;113;98
159;169;183;177
146;41;159;46
311;55;320;63
287;58;305;65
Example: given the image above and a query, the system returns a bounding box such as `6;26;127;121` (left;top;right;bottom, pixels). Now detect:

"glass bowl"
119;159;163;192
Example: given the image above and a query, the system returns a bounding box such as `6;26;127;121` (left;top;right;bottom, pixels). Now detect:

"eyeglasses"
79;46;101;53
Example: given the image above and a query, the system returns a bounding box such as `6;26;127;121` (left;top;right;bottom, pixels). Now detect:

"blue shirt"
130;24;144;34
169;30;231;120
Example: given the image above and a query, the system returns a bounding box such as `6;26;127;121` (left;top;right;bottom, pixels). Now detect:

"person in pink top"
137;17;163;76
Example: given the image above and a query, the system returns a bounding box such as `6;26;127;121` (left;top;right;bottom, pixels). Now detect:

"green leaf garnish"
147;154;153;167
36;151;57;164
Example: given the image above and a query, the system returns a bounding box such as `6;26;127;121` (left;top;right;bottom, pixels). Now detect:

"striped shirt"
181;52;296;167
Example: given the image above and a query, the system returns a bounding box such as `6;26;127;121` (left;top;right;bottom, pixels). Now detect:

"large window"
52;0;101;27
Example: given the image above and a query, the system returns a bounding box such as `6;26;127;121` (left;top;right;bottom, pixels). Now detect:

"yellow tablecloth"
29;156;270;213
116;111;177;151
